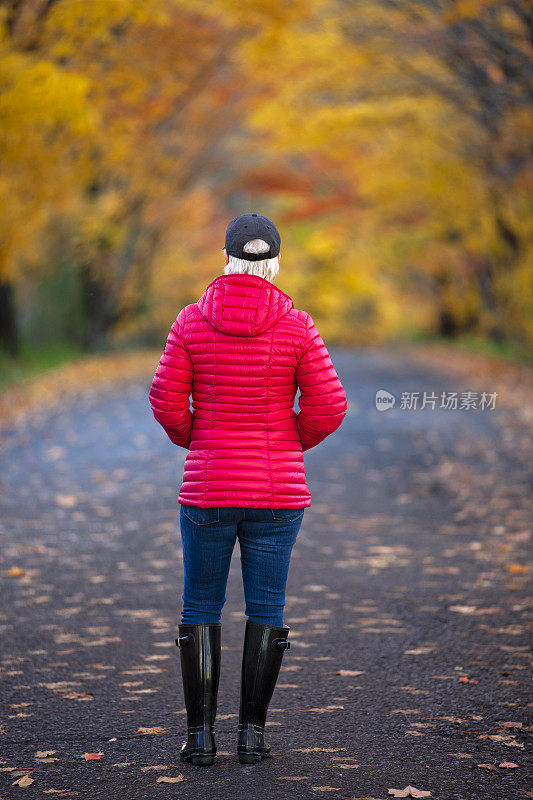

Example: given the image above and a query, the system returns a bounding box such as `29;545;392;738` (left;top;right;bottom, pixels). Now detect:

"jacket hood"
197;273;294;337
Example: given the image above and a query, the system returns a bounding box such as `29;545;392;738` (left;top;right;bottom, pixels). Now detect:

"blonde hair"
225;239;279;283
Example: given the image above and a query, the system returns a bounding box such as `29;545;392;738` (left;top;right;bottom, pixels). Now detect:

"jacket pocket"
182;505;220;525
270;508;305;521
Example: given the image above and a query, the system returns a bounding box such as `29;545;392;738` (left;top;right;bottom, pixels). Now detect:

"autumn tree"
221;0;533;347
1;0;250;351
0;0;96;354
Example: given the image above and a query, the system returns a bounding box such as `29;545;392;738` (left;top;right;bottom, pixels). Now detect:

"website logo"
375;389;396;411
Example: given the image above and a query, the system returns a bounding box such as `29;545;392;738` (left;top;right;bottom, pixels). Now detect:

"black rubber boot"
176;622;221;766
237;619;291;764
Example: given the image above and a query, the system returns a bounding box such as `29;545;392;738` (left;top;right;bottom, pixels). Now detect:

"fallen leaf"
499;761;518;768
12;775;34;787
82;753;103;761
143;655;170;661
449;605;477;614
478;734;524;747
156;775;186;783
35;751;57;758
334;670;365;676
54;494;78;508
136;726;168;735
388;787;431;798
477;763;497;771
7;566;25;577
293;748;347;753
331;757;360;761
507;563;528;574
140;765;172;772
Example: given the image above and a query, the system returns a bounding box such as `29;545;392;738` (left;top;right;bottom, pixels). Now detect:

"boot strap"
187;724;215;731
176;634;194;648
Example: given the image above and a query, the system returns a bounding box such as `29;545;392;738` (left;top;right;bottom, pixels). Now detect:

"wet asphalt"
0;348;530;800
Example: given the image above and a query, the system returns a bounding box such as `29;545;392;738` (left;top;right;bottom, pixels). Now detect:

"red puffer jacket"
149;272;347;508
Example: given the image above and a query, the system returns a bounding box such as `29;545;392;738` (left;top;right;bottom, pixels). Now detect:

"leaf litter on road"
1;349;530;798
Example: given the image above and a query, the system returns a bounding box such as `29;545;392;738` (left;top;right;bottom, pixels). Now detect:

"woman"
148;213;347;766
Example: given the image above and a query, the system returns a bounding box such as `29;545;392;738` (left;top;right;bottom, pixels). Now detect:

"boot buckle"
176;634;194;648
274;638;290;650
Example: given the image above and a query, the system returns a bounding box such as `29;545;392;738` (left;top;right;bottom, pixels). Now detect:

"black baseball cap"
223;213;281;261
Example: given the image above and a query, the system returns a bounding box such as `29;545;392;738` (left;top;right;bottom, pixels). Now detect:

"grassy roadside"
403;339;533;419
0;346;161;433
407;332;532;366
0;342;85;393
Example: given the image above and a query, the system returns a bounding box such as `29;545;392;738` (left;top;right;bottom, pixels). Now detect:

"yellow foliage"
0;0;530;353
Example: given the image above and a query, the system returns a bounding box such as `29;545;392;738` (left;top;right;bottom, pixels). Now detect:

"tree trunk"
79;265;114;350
0;280;18;356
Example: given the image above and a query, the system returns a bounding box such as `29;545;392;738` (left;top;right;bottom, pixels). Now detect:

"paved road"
0;349;530;800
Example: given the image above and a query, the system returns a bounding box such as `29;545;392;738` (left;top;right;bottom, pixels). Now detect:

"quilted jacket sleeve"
295;314;348;452
148;310;193;449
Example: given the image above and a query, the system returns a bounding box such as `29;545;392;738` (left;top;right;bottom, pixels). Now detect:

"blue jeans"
178;504;305;627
